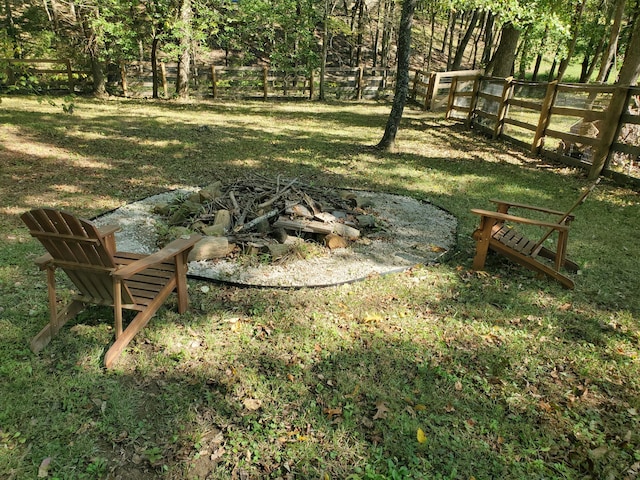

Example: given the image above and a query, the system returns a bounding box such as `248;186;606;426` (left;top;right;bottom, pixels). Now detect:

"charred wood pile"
153;175;380;263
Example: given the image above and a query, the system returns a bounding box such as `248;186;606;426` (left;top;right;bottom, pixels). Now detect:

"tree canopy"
1;0;639;95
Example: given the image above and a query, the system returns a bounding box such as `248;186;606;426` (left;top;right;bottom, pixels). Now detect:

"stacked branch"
154;175;377;263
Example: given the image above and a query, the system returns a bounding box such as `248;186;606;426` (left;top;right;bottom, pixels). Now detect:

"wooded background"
2;0;639;97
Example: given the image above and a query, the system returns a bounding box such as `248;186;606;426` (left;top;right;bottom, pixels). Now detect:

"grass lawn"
1;96;639;479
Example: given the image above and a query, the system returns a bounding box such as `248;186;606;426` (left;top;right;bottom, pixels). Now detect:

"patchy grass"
1;96;639;480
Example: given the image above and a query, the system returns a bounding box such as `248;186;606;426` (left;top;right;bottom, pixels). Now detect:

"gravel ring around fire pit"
94;188;458;288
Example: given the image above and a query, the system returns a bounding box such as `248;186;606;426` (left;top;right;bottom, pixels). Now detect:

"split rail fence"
2;58;462;107
2;58;638;185
446;74;640;185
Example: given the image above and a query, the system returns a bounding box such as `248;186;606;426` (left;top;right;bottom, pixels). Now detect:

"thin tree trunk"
446;10;457;70
451;9;479;70
376;0;417;151
372;0;382;67
5;0;21;58
595;0;626;84
151;36;160;99
426;6;435;71
441;9;452;53
517;27;531;79
355;0;365;67
480;11;494;66
556;0;587;82
320;0;330;100
176;0;192;98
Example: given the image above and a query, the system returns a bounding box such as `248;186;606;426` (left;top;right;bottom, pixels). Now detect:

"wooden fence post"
493;76;514;139
160;62;168;97
120;62;128;97
411;69;420;100
65;59;74;93
429;72;444;110
263;66;268;100
356;66;364;100
531;80;558;154
589;85;630;179
465;75;481;127
6;61;14;85
445;77;458;120
211;65;217;99
309;70;314;99
424;73;436;110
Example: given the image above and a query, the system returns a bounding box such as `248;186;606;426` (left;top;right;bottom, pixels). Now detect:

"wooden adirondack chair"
471;180;599;289
21;208;201;368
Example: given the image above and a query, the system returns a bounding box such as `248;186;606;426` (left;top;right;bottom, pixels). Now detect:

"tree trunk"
4;0;21;58
441;9;452;53
480;11;494;66
319;0;331;100
376;0;416;152
451;9;479;70
380;0;394;69
531;26;548;81
517;27;531;79
426;6;436;71
446;10;458;70
589;16;640;179
486;22;520;77
372;0;382;67
76;3;107;97
151;36;160;99
556;0;587;82
595;0;626;84
176;0;193;98
355;0;365;67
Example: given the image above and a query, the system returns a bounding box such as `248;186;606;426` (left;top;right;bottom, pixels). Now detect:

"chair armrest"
98;224;121;236
471;209;570;231
34;253;54;269
488;199;573;218
113;235;202;279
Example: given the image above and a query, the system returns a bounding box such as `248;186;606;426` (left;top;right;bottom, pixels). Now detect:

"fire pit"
95;176;457;288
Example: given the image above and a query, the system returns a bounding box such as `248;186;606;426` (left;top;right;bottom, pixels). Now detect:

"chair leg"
31;300;85;353
104;280;176;369
175;253;189;314
472;229;491;270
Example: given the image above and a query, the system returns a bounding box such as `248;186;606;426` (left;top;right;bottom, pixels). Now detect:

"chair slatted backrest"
531;179;600;256
21;208;134;305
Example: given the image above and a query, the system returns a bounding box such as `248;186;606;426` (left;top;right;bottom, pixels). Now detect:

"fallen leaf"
414;404;427;411
243;398;262;411
454;381;463;391
416;428;427;444
373;401;389;420
361;312;383;323
38;457;52;478
589;445;608;460
324;407;343;419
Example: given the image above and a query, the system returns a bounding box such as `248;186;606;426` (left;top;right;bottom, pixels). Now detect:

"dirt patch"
95;188;457;288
